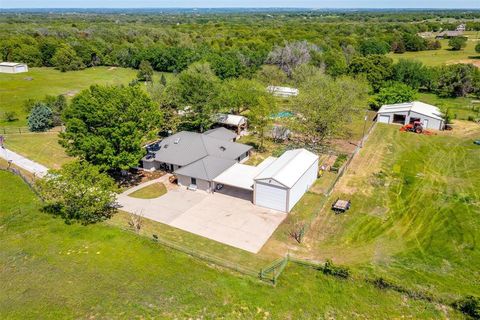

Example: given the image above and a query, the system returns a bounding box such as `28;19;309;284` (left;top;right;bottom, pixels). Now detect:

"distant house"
0;62;28;74
376;101;445;130
436;31;463;39
456;24;466;32
267;86;299;97
417;32;434;39
214;113;247;134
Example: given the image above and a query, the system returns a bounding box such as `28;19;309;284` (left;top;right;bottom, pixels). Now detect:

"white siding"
254;182;287;212
287;159;318;212
378;115;390;124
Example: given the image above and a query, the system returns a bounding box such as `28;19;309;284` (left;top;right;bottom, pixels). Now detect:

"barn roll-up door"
378;115;390;124
254;182;287;212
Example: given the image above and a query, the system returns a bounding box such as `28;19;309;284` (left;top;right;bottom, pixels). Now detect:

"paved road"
0;147;49;177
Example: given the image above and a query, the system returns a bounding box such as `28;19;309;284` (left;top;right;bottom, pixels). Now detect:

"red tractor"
400;121;424;134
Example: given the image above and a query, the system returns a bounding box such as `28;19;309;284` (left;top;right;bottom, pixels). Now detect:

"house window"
191;177;197;185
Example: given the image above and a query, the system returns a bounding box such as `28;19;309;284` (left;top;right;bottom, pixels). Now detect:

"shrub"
323;259;350;279
27;102;53;132
37;161;117;225
448;37;468;51
453;296;480;319
3;111;18;122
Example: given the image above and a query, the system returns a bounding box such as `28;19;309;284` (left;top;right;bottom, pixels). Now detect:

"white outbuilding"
0;62;28;74
266;86;299;97
253;149;318;212
377;101;445;130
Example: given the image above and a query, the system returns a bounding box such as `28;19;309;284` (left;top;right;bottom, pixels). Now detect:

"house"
142;130;252;192
436;31;463;39
417;32;434;39
0;62;28;73
214;113;247;134
267;86;299;97
376;101;445;130
456;24;466;32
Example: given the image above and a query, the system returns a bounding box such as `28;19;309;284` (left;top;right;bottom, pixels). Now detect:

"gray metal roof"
174;156;236;181
151;131;252;167
203;127;237;141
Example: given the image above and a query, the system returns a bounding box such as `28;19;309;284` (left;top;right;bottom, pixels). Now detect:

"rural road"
0;147;49;177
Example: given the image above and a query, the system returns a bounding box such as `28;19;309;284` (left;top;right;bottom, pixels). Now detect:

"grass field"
387;31;480;66
2;131;71;169
128;182;167;199
297;122;480;303
0;171;454;319
0;67;169;127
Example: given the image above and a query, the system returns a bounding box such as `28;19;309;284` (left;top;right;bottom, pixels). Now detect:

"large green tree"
60;85;162;171
373;82;417;110
173;62;221;132
392;59;429;89
249;96;278;151
37;161;117;225
215;78;267;114
448;37;468;51
435;64;480;98
348;54;393;92
51;44;85;72
294;75;368;145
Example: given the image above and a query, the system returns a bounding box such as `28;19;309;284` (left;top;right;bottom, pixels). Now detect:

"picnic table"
332;198;351;213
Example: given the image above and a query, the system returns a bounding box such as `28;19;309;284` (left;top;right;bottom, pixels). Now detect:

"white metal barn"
377;101;445;130
266;86;299;97
253;149;318;213
0;62;28;73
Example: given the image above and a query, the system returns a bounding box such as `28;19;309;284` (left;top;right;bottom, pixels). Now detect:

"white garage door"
378;115;390;124
255;182;287;212
15;66;26;73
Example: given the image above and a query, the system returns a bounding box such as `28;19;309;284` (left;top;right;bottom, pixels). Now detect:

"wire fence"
0;163;43;200
0;126;64;135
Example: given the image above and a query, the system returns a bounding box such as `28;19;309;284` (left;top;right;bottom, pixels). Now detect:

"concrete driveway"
118;180;286;253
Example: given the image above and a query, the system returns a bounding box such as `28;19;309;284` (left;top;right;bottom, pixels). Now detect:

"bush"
448;37;468;51
3;111;18;122
453;296;480;319
37;161;117;225
27;103;53;132
323;259;350;279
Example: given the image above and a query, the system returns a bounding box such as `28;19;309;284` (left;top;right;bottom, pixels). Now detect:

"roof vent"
174;138;181;144
220;146;226;151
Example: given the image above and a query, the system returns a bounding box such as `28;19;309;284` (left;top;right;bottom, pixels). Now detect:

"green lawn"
0;171;453;318
0;67;171;168
2;131;71;169
0;67;169;127
128;182;167;199
387;31;480;66
299;123;480;303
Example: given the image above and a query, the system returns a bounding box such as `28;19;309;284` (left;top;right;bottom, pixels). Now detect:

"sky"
1;0;479;9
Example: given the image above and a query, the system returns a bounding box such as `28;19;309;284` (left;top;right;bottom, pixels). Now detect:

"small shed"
214;114;247;134
267;86;299;97
254;149;318;213
377;101;444;130
0;62;28;74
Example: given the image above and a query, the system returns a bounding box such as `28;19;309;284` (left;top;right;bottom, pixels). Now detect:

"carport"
212;157;277;201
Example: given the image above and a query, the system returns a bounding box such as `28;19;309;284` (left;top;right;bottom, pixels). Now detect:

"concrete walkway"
0;147;49;177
